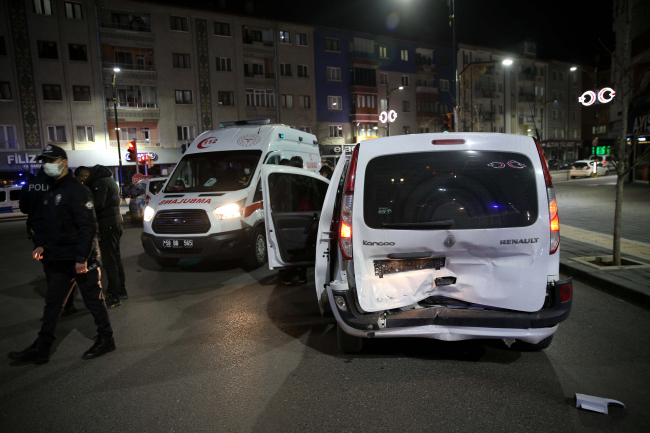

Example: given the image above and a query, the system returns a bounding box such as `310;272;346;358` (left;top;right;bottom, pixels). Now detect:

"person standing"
19;166;78;317
8;145;115;363
74;166;90;184
84;165;127;307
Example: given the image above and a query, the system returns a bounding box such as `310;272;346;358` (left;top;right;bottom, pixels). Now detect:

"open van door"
262;165;330;270
314;154;348;314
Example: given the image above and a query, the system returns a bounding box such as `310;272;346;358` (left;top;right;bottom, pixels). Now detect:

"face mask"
44;161;64;177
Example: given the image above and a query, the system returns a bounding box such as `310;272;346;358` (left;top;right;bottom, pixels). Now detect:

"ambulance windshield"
164;150;262;193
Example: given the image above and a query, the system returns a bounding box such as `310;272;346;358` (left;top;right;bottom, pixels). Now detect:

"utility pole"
112;69;126;201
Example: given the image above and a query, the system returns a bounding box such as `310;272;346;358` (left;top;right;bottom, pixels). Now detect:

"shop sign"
321;145;356;156
125;152;158;162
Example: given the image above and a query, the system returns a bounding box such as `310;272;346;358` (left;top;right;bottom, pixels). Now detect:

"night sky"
163;0;616;65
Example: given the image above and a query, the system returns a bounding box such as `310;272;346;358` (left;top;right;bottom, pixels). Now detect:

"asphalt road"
1;178;649;432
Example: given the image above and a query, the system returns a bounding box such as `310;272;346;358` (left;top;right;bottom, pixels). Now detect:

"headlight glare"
143;206;155;222
213;202;242;220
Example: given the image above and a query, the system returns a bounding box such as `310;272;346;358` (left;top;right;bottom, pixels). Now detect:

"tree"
608;0;650;265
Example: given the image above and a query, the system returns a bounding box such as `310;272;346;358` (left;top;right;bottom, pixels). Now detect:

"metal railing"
100;21;152;33
103;62;156;72
106;101;158;109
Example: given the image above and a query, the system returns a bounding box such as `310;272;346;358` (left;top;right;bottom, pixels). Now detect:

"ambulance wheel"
337;323;363;353
244;227;267;270
155;258;180;267
513;335;553;351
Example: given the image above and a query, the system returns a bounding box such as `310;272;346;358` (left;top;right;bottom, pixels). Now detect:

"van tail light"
339;144;360;260
534;137;560;255
559;282;572;303
431;139;465;145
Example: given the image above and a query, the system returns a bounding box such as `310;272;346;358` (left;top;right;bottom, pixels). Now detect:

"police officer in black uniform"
19;165;78;316
8;145;115;363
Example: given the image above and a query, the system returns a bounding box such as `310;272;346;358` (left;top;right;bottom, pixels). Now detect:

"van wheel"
155;258;180;267
244;227;267;270
337;323;363;353
513;335;553;351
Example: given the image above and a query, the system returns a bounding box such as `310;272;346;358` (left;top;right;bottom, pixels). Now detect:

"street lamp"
385;86;403;136
112;67;126;201
502;59;513;133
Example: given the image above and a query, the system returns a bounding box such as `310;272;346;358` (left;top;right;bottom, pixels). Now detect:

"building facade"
458;42;582;161
313;27;455;161
0;0;317;182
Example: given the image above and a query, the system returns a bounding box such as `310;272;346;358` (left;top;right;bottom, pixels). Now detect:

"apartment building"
313;27;455;161
0;0;316;180
458;41;582;161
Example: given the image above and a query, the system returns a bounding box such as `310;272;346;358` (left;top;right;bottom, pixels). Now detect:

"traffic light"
442;113;454;132
139;154;147;165
127;141;137;161
146;155;154;169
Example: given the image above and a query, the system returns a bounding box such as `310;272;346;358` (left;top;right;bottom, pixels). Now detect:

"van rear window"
364;151;538;230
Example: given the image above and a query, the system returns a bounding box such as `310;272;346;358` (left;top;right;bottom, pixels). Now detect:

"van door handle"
303;213;319;234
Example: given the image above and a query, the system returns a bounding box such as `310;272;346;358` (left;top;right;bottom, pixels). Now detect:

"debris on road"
575;393;626;414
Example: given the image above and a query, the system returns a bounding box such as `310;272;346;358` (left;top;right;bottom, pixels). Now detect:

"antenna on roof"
219;118;271;128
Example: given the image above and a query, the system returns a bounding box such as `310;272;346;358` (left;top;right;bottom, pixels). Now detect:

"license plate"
162;239;193;248
374;256;446;278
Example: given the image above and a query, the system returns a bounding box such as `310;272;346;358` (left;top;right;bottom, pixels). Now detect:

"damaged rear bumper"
327;277;572;344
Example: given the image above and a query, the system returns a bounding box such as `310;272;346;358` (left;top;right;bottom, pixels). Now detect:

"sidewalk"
560;224;650;309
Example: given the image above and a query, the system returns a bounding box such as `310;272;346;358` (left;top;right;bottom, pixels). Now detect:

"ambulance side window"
253;178;263;203
266;154;281;165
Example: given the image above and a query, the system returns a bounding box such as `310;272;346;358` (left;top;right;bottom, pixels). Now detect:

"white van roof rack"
219;118;271;128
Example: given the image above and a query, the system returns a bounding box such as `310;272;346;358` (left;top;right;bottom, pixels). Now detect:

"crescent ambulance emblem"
197;138;218;149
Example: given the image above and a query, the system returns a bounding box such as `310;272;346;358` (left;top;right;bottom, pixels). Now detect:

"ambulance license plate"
163;239;193;248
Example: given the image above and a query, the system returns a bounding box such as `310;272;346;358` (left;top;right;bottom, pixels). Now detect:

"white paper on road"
575;393;626;414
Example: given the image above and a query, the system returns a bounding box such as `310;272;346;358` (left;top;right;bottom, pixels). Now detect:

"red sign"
197;137;218;149
132;173;145;184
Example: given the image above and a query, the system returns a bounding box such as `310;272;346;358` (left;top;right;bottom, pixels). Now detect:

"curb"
560;259;650;310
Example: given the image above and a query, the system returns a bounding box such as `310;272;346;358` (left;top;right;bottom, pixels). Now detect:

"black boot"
82;337;116;360
105;293;122;308
8;343;50;364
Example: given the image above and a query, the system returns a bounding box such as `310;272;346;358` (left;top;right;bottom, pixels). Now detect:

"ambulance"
141;120;321;268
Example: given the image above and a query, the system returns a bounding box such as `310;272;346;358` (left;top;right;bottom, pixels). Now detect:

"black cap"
37;144;67;160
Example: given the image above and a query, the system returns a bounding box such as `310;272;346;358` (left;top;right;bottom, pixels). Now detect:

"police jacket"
34;172;99;263
19;168;50;231
85;165;122;229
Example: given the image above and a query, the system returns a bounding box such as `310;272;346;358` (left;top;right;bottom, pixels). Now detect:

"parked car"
0;186;26;219
570;160;608;178
129;176;168;222
262;133;573;353
588;154;615;171
557;160;575;170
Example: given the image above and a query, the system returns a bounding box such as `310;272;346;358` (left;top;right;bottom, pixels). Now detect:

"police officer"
8;145;115;363
19;165;78;317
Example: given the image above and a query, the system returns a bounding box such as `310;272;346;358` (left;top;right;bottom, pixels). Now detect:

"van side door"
262;165;330;269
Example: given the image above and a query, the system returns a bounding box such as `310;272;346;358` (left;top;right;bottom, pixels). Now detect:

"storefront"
320;143;357;166
540;140;582;162
0;147;182;186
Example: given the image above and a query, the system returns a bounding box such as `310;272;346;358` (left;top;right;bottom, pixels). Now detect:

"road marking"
562;225;650;261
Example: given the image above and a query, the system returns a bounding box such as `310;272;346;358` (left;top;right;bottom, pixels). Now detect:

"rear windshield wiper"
382;220;454;229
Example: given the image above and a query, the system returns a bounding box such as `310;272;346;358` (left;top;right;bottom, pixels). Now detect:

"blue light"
493;205;499;208
279;133;284;138
20;181;26;185
18;173;23;176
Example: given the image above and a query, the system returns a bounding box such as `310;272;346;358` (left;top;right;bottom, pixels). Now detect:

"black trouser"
32;240;74;309
36;259;113;347
99;224;126;296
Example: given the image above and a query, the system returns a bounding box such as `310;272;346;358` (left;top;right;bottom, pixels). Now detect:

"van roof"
185;124;318;155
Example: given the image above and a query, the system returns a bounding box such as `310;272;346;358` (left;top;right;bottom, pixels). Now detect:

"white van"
0;186;26;219
262;133;573;353
141;120;321;268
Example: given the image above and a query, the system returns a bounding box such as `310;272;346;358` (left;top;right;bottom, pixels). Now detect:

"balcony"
100;21;151;33
416;86;439;94
474;89;494;99
107;105;160;122
518;72;535;82
519;115;535;125
415;64;439;74
103;62;155;72
518;93;535;103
